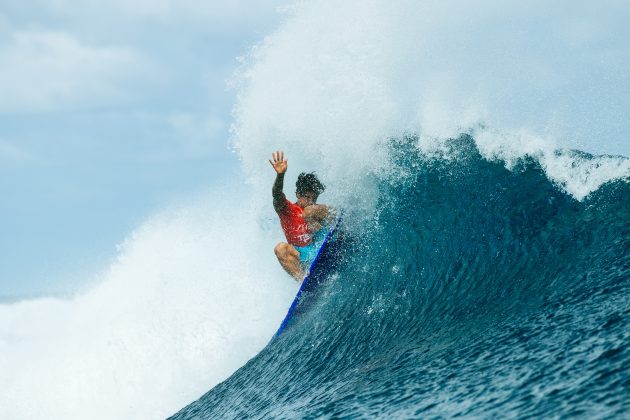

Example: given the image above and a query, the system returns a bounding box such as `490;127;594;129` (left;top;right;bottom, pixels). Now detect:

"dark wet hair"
296;172;325;198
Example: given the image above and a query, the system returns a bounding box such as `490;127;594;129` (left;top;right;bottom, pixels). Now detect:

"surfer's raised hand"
269;150;288;174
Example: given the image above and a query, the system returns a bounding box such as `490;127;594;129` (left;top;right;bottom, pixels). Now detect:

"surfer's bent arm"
303;204;335;227
303;204;328;221
272;173;288;212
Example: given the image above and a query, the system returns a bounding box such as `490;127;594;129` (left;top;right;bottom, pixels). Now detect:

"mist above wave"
233;0;630;201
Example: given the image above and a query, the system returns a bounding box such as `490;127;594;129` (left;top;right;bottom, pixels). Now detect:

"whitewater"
1;1;629;419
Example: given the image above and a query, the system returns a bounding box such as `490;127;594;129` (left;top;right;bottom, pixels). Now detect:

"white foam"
0;191;297;419
233;0;630;201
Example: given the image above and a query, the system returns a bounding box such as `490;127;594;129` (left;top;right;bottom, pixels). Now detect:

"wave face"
172;136;629;418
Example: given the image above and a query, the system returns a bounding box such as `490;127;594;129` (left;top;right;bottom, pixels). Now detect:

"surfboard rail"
273;212;343;338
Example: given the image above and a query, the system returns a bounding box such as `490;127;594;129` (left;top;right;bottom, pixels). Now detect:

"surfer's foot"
296;270;309;283
291;265;308;282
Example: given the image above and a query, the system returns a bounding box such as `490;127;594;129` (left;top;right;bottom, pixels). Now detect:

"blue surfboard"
274;213;344;338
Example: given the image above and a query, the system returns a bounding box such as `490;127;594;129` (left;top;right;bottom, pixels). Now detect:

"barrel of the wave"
273;212;345;338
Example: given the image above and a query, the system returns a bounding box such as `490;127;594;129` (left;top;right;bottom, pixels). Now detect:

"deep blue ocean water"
171;136;629;418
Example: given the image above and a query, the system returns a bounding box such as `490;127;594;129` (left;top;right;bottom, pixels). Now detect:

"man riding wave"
269;150;333;280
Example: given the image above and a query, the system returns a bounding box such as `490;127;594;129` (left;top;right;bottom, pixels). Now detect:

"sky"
0;0;285;298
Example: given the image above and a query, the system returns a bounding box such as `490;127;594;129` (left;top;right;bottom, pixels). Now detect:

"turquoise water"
171;136;629;418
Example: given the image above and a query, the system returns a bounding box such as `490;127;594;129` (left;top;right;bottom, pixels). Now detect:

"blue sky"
0;1;284;297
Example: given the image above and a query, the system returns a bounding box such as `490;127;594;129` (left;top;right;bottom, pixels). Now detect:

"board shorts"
294;227;328;267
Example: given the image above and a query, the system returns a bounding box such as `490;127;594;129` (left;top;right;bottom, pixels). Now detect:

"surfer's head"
296;172;325;203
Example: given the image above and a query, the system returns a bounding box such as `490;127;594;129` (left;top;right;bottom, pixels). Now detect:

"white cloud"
0;139;38;167
165;113;225;158
26;0;284;21
0;29;154;113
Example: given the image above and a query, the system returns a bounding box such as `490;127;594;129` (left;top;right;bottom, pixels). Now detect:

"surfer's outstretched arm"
269;150;288;212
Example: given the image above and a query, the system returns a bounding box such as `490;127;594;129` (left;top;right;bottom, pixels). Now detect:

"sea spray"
0;190;297;419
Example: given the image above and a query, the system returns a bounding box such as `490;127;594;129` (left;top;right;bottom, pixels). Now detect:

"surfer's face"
296;191;317;207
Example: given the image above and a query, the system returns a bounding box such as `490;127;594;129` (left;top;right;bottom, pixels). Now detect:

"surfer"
269;150;332;280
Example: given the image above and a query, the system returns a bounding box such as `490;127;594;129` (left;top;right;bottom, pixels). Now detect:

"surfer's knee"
274;242;290;259
275;242;299;261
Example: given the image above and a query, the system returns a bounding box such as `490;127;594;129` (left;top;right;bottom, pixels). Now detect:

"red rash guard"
277;198;312;247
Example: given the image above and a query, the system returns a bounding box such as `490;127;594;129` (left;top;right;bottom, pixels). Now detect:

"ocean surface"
171;136;629;418
1;1;629;419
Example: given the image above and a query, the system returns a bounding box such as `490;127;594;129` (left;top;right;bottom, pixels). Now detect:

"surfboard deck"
273;213;344;338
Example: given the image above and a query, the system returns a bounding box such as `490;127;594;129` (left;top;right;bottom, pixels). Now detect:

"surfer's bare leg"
274;242;305;281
